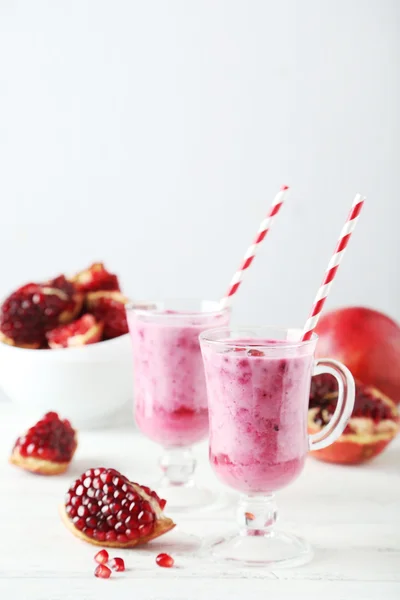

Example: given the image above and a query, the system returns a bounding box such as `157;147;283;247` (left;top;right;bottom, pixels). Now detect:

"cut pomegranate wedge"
61;468;175;547
0;279;83;348
46;315;103;349
86;291;129;340
309;374;399;464
10;412;77;475
71;263;120;293
46;275;84;323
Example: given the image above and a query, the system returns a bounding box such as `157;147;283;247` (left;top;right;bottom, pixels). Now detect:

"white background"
0;0;399;326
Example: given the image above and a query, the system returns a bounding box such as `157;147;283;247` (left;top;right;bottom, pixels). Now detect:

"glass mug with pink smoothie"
200;326;355;566
126;300;230;510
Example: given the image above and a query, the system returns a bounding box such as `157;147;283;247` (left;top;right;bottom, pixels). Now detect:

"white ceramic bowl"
0;334;133;429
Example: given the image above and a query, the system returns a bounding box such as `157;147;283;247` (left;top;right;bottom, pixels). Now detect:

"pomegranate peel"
10;452;76;475
309;376;399;465
61;468;175;548
0;330;40;349
46;315;103;349
10;412;77;475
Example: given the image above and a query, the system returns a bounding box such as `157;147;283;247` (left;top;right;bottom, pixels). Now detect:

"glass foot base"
209;531;313;568
155;481;217;513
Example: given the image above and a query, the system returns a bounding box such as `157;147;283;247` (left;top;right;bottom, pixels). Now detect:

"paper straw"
219;185;289;309
301;193;365;341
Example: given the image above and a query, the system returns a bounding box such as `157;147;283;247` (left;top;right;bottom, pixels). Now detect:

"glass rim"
199;326;318;349
125;298;230;319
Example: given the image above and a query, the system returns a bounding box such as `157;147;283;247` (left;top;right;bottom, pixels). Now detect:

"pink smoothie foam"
128;309;229;447
201;340;314;493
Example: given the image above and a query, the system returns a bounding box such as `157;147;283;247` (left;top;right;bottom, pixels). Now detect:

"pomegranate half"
309;374;399;464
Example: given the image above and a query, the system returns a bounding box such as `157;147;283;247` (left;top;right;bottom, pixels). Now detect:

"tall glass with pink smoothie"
126;300;230;510
200;326;355;566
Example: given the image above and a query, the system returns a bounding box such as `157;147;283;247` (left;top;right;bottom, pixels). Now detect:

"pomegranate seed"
94;564;112;579
109;557;125;571
94;549;109;565
77;506;88;518
156;553;174;568
247;349;264;357
126;528;140;540
106;515;117;528
73;517;85;530
159;498;167;510
139;523;154;537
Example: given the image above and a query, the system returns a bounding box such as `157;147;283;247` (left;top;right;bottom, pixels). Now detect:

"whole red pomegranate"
315;307;400;403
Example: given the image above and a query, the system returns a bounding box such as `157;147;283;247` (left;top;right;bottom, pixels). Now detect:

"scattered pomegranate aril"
94;549;109;564
109;557;125;571
10;411;77;475
94;564;112;579
315;307;400;404
156;553;174;568
86;291;129;340
309;375;399;464
62;468;175;547
46;314;103;349
72;263;120;293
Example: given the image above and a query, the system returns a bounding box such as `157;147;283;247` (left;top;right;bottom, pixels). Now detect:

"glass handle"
309;358;355;451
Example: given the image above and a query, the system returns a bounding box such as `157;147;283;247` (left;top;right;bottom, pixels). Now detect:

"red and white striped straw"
301;193;365;341
220;185;289;309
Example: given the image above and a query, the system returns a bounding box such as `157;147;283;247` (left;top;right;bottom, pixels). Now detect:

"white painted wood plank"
0;579;399;600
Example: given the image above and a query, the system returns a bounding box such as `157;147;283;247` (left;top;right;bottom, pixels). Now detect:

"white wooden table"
1;401;399;600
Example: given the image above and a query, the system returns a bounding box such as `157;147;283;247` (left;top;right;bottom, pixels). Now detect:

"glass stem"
237;494;278;536
159;446;196;486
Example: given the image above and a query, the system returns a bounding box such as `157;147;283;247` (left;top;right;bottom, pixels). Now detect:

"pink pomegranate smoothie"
128;309;230;447
201;340;314;493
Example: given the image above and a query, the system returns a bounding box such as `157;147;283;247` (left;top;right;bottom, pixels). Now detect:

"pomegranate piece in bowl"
61;468;175;547
309;374;399;464
71;263;120;293
46;315;103;349
10;411;77;475
87;291;129;340
0;278;83;348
